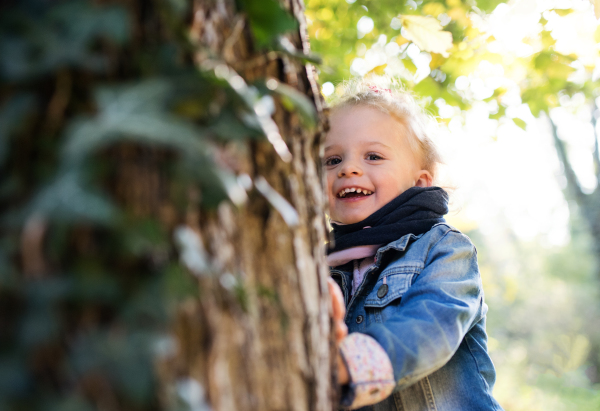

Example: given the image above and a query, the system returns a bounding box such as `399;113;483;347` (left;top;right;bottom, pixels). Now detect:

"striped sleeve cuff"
338;332;395;409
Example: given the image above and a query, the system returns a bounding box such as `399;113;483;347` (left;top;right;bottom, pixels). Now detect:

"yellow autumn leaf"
429;53;446;69
400;15;453;57
422;2;446;17
368;64;388;76
395;35;410;46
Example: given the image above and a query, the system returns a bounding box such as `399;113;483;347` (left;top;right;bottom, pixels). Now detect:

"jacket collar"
375;232;420;257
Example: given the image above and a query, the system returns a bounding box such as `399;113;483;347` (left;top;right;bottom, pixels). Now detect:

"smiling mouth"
337;187;374;198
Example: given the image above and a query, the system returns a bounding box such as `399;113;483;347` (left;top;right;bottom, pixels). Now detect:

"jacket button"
356;315;364;324
377;284;389;298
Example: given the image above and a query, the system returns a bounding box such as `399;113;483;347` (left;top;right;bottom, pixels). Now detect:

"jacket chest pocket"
364;263;423;324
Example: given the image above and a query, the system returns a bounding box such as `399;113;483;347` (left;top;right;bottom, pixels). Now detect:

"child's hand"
328;278;350;385
328;278;348;344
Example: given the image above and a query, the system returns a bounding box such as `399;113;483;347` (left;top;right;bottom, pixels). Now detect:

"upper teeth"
337;187;373;197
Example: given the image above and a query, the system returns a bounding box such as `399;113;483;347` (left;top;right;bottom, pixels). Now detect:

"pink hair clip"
368;85;392;95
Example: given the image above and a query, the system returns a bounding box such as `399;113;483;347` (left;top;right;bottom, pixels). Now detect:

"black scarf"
327;186;449;253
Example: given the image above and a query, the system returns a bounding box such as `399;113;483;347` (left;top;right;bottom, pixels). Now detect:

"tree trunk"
1;0;333;409
549;113;600;383
162;1;334;410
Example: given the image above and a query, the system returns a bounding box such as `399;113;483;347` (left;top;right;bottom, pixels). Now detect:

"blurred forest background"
3;0;600;410
306;0;600;409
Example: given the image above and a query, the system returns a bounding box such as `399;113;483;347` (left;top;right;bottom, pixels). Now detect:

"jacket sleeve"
338;332;395;409
362;229;484;389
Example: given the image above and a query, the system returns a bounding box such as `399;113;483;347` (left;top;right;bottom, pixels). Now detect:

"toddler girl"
325;77;503;410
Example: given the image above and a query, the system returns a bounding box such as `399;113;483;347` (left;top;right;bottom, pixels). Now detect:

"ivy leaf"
238;0;298;47
61;114;210;167
0;2;129;81
24;170;118;224
209;111;261;141
264;79;317;129
276;37;322;64
400;15;453;57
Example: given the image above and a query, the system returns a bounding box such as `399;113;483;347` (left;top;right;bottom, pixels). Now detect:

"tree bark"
163;1;334;410
549;114;600;269
2;0;332;409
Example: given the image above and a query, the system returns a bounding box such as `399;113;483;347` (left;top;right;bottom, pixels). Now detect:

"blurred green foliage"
307;0;486;112
469;215;600;410
307;0;598;122
0;0;303;409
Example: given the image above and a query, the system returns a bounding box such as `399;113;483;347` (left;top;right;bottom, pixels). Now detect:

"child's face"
324;105;432;225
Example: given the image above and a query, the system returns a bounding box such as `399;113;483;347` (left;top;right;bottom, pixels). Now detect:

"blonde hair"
327;76;442;178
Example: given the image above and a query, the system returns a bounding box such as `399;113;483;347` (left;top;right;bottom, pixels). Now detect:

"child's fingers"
335;320;348;343
328;278;348;343
328;278;346;321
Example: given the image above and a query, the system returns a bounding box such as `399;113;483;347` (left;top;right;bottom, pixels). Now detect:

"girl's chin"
330;196;377;224
331;211;372;225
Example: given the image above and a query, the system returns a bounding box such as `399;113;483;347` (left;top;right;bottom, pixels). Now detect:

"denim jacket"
330;223;503;411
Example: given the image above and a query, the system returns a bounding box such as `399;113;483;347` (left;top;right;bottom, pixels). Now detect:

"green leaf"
489;104;506;120
0;2;130;81
163;263;199;300
238;0;298;46
70;330;156;403
209;110;261;141
61;81;212;166
62;114;210;167
265;79;317;128
94;79;175;115
24;170;118;224
474;0;505;13
413;76;441;98
533;51;575;80
276;37;322;64
71;273;121;304
512;118;527;130
403;57;418;74
522;87;551;116
60;80;246;208
541;30;556;48
551;8;574;17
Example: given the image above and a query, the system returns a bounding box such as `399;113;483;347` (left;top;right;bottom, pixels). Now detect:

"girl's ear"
414;170;433;187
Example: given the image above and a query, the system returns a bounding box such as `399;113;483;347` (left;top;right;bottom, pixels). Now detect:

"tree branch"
548;114;586;203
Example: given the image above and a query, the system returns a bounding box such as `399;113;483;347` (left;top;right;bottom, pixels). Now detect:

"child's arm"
336;228;484;409
329;279;396;408
361;229;483;389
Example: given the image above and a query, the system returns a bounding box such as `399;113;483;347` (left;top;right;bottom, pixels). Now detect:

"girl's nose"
338;161;362;177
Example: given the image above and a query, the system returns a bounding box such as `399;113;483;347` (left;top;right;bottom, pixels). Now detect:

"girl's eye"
366;153;383;161
325;157;342;166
